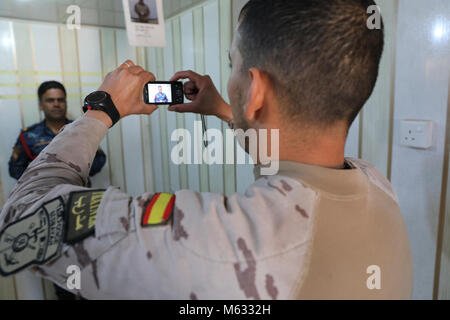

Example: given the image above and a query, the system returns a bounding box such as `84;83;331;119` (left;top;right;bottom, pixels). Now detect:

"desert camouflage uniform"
0;116;413;299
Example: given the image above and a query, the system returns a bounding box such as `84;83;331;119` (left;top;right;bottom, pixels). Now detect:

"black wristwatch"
83;91;121;127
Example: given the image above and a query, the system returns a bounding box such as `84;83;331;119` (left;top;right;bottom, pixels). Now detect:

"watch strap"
83;91;121;127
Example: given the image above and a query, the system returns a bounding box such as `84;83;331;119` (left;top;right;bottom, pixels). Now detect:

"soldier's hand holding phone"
168;70;233;122
100;60;158;116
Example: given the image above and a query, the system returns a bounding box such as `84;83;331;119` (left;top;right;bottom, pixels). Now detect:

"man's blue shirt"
154;92;168;103
8;119;106;180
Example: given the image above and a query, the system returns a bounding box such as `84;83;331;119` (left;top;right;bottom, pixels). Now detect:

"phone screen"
147;83;172;104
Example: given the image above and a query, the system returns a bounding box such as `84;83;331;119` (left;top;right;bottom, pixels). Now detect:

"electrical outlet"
400;120;433;149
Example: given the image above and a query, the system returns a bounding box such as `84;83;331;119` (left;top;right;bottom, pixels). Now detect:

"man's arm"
8;134;31;180
0;62;237;299
3;61;157;201
169;70;233;122
0;61;156;269
0;62;308;300
0;60;157;294
1;112;309;299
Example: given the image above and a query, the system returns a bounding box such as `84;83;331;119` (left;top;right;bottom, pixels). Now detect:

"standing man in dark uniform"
7;81;107;300
8;81;107;181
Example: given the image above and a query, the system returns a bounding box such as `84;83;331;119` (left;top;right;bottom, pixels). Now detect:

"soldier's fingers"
139;71;156;85
140;103;158;115
170;70;202;83
128;66;145;75
118;60;135;70
184;81;198;95
167;102;199;113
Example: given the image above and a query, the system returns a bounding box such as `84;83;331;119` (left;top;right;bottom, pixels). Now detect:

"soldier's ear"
244;68;268;122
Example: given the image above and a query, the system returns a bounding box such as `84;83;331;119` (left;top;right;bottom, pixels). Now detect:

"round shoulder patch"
0;197;65;276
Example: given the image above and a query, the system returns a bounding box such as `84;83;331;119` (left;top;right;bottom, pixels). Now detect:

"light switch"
400;120;433;149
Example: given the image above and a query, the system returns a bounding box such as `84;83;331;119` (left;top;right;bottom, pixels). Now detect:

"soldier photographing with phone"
0;0;412;299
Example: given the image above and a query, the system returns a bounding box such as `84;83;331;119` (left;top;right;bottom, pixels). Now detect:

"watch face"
87;91;107;103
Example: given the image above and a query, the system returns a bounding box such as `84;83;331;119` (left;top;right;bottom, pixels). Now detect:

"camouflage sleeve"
8;134;31;180
0;116;315;300
89;148;107;177
11;176;315;300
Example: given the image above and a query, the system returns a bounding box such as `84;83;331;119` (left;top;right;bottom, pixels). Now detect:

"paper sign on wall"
122;0;167;47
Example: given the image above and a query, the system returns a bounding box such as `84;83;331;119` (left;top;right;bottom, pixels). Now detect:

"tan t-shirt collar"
254;159;369;197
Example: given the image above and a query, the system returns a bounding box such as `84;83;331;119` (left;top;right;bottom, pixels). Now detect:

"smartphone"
143;81;184;105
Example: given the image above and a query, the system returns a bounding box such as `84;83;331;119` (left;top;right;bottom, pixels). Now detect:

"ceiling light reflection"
2;36;12;48
432;20;447;41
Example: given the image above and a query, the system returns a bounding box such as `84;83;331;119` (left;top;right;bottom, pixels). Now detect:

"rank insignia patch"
12;147;21;162
141;193;176;227
0;197;65;276
64;190;105;244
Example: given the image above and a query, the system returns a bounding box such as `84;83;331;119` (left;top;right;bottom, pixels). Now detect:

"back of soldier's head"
237;0;384;128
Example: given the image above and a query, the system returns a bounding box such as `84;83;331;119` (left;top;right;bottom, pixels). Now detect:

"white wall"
0;0;207;29
391;0;450;299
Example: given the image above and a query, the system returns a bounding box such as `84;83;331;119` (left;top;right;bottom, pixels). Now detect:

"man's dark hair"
38;81;66;101
238;0;384;127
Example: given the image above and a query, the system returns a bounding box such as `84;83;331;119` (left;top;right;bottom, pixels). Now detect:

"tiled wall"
0;0;126;28
0;0;207;28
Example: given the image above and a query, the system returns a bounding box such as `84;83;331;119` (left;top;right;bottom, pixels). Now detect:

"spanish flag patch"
141;193;176;227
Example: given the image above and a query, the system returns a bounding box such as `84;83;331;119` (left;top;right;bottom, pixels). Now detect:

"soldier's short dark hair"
238;0;385;127
38;81;67;101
